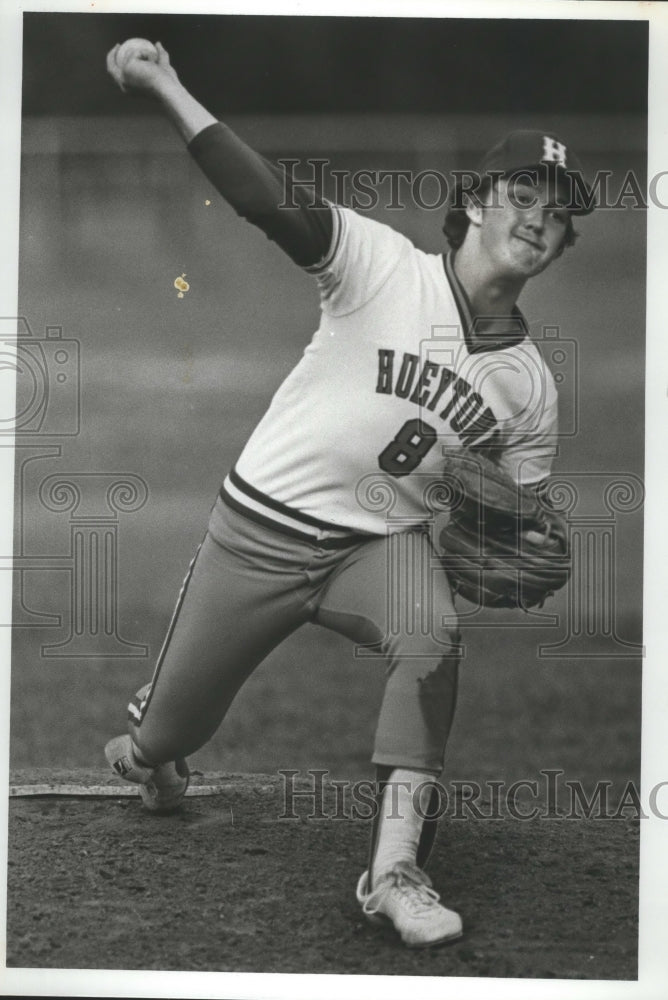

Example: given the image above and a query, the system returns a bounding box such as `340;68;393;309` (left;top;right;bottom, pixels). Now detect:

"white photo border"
1;2;665;998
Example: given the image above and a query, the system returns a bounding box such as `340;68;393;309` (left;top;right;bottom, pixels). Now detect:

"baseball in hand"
116;38;159;70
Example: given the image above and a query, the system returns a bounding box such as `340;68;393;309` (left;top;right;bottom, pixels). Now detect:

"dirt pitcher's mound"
7;770;638;978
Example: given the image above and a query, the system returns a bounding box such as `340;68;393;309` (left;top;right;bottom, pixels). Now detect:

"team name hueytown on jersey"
375;349;498;448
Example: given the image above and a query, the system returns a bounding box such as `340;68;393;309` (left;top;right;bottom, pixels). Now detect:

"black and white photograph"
1;2;666;997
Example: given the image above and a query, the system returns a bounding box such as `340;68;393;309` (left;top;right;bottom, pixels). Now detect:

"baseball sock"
371;767;436;883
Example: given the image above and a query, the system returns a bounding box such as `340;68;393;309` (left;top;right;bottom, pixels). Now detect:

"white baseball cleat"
356;861;463;948
104;733;189;814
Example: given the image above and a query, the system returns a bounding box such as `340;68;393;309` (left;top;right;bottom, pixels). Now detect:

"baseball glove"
438;451;570;609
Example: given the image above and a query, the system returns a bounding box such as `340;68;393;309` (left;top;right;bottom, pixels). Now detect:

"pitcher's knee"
385;622;461;663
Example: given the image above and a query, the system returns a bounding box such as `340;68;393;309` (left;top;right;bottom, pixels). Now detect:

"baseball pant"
130;495;460;775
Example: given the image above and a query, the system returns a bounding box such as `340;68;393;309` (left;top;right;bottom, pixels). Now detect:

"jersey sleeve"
305;205;411;316
188;122;333;268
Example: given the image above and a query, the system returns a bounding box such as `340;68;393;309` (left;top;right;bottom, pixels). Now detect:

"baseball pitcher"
104;38;592;948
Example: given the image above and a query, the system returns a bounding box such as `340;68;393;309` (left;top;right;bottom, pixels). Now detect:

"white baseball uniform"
129;201;557;777
225;204;557;538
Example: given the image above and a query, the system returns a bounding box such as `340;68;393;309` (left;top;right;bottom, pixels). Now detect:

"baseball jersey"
224;205;558;537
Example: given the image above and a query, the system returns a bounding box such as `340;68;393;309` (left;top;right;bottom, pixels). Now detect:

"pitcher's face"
474;177;570;278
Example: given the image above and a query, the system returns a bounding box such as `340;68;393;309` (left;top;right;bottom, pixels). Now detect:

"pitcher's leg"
125;498;313;765
314;527;460;774
314;527;463;946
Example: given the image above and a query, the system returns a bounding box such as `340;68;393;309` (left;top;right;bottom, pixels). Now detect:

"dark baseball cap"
452;129;595;215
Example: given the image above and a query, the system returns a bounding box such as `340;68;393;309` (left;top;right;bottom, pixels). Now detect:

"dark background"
23;13;648;115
